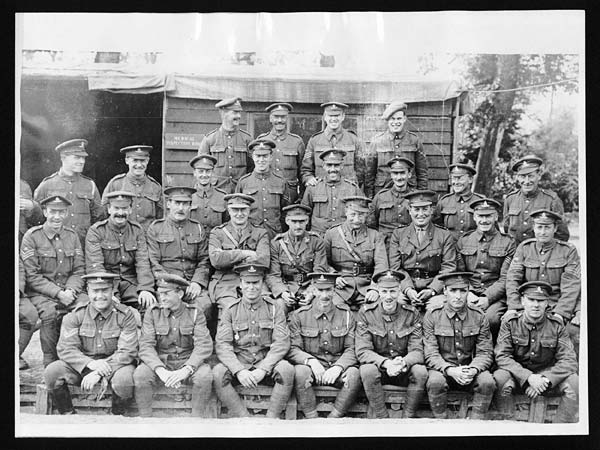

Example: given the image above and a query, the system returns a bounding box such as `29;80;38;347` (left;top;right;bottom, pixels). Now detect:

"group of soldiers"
18;96;581;421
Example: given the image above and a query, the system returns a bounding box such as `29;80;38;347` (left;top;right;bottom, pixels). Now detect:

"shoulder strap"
279;239;300;270
221;226;239;248
336;227;362;262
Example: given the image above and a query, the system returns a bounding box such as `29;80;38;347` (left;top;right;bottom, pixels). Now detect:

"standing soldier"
435;162;485;240
213;264;294;418
356;270;428;418
208;193;270;313
189;154;228;236
493;281;579;423
34;139;103;244
323;196;388;311
134;273;214;417
236;138;289;239
146;187;212;320
266;204;329;316
367;156;415;245
505;209;580;357
423;272;496;419
256;102;305;203
503;154;569;244
389;190;457;312
368;101;428;195
102;145;163;231
20;178;44;245
85;191;156;314
454;198;516;341
43;272;138;415
21;195;86;366
301;149;364;236
287;272;361;419
197;97;253;194
301;102;368;194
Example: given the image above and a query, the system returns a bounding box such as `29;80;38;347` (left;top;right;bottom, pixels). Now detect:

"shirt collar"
454;190;474;202
314;306;335;321
324;127;344;140
522;187;540;199
342;222;366;236
475;228;498;241
444;304;467;321
535;239;557;252
241;297;262;310
391;185;411;195
388;128;407;140
42;222;62;239
380;302;400;319
522;312;546;329
220;125;238;137
126;172;146;184
90;303;115;320
269;129;287;140
254;170;271;179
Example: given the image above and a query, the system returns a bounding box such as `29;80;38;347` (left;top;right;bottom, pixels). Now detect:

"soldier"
301;149;364;236
85;191;156;314
19;178;44;245
189;154;228;236
197;97;253;194
213;263;294;418
208;193;270;313
367;156;415;245
454;198;516;341
146;187;212;320
389;190;457;312
435;162;485;240
505;209;581;357
356;270;428;418
493;281;579;422
368;101;428;195
287;272;361;419
33;139;103;244
19;257;38;370
256;102;305;203
324;196;388;311
134;273;214;417
423;272;496;419
301;101;368;194
236;138;289;239
43;272;138;415
21;195;86;366
266;204;329;316
102;145;163;231
503;154;569;244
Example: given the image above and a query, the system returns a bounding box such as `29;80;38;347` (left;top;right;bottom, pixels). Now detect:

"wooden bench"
217;385;297;420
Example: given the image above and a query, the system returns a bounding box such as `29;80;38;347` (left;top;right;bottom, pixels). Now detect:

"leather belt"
283;273;307;283
406;269;437;279
339;265;374;276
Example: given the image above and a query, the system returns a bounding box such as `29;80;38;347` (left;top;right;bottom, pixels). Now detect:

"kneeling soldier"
134;273;214;417
213;264;294;418
356;270;427;418
288;272;360;418
43;273;138;415
423;272;495;419
493;281;579;423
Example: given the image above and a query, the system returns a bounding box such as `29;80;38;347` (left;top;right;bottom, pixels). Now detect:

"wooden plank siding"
163;97;456;194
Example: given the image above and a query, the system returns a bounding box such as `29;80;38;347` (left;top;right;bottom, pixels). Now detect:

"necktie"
331;134;337;147
416;228;425;245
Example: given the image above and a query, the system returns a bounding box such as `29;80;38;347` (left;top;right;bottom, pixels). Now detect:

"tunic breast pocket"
211;145;227;167
331;242;350;264
440;206;457;227
394;326;414;353
233;322;250;344
378;202;396;223
523;258;541;281
300;327;319;353
488;247;508;271
142;192;160;215
258;320;274;346
102;328;121;354
124;240;138;252
545;257;567;285
186;234;203;255
156;234;175;251
78;327;96;349
179;325;195;349
507;207;522;229
311;195;328;216
233;146;248;167
427;247;443;268
282;150;298;170
433;325;454;348
461;325;481;352
75;192;92;216
539;336;558;361
511;335;529;358
330;327;350;354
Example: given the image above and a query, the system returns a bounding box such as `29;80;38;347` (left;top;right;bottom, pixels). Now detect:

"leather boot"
403;386;425;418
553;397;579;423
111;393;130;415
471;392;492;420
218;384;250;417
428;392;448;419
363;379;388;418
266;381;293;419
52;384;75;414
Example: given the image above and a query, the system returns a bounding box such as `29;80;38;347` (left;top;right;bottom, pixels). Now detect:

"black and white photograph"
14;11;586;437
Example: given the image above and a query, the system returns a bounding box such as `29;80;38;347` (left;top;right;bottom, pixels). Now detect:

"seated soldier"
43;273;138;415
493;281;579;423
287;272;361;419
213;264;294;418
134;273;213;417
323;196;388;312
423;272;496;419
356;270;428;418
266;204;329;317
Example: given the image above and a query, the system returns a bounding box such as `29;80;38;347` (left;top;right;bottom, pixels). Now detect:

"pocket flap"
395;326;414;338
234;146;247;152
331;327;349;337
210;204;226;213
100;241;120;250
440;206;457;214
102;328;121;339
156;234;175;243
367;326;386;337
243;188;259;195
143;192;161;202
234;322;249;331
434;325;454;337
300;327;319;337
508;207;521;215
259;320;274;329
512;335;527;346
379;202;394;210
462;325;480;336
460;246;477;256
79;328;95;337
186;234;203;244
39;248;57;257
76;192;92;200
156;326;170;335
540;337;557;348
312;195;327;203
489;247;508;257
282;150;298;156
523;258;541;268
211;145;226;153
124;241;138;251
180;326;194;335
546;258;567;269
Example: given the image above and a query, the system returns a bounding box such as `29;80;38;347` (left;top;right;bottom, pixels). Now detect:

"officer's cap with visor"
470;198;501;215
249;138;276;155
387;156;415;171
215;97;243;111
40;195;72;209
105;190;135;207
319;148;347;164
342;196;372;213
511;154;544;175
381;101;408;120
530;209;563;225
120;145;152;158
82;272;119;289
189;154;217;169
164;186;196;202
438;271;474;289
55;139;89;157
283;204;312;219
320;101;349;115
155;272;190;291
266;103;293;114
449;161;477;176
518;281;553;300
373;270;406;287
404;190;437;207
234;263;269;281
308;272;339;288
224;193;254;209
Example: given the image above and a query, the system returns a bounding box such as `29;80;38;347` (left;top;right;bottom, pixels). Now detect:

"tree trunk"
473;54;520;195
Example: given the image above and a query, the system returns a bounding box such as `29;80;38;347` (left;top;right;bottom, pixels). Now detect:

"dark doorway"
20;77;163;194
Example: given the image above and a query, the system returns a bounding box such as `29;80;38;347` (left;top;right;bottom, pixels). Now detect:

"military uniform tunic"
435;191;485;240
506;238;580;320
34;170;104;243
146;218;210;288
367;129;429;194
197;126;253;194
236;170;289;239
19;179;44;245
323;223;388;305
355;302;424;368
266;231;329;298
301;178;364;236
102;172;163;231
367;186;414;241
190;183;228;235
389;223;457;294
85;219;154;300
256;130;305;203
301;127;367;192
502;188;569;244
